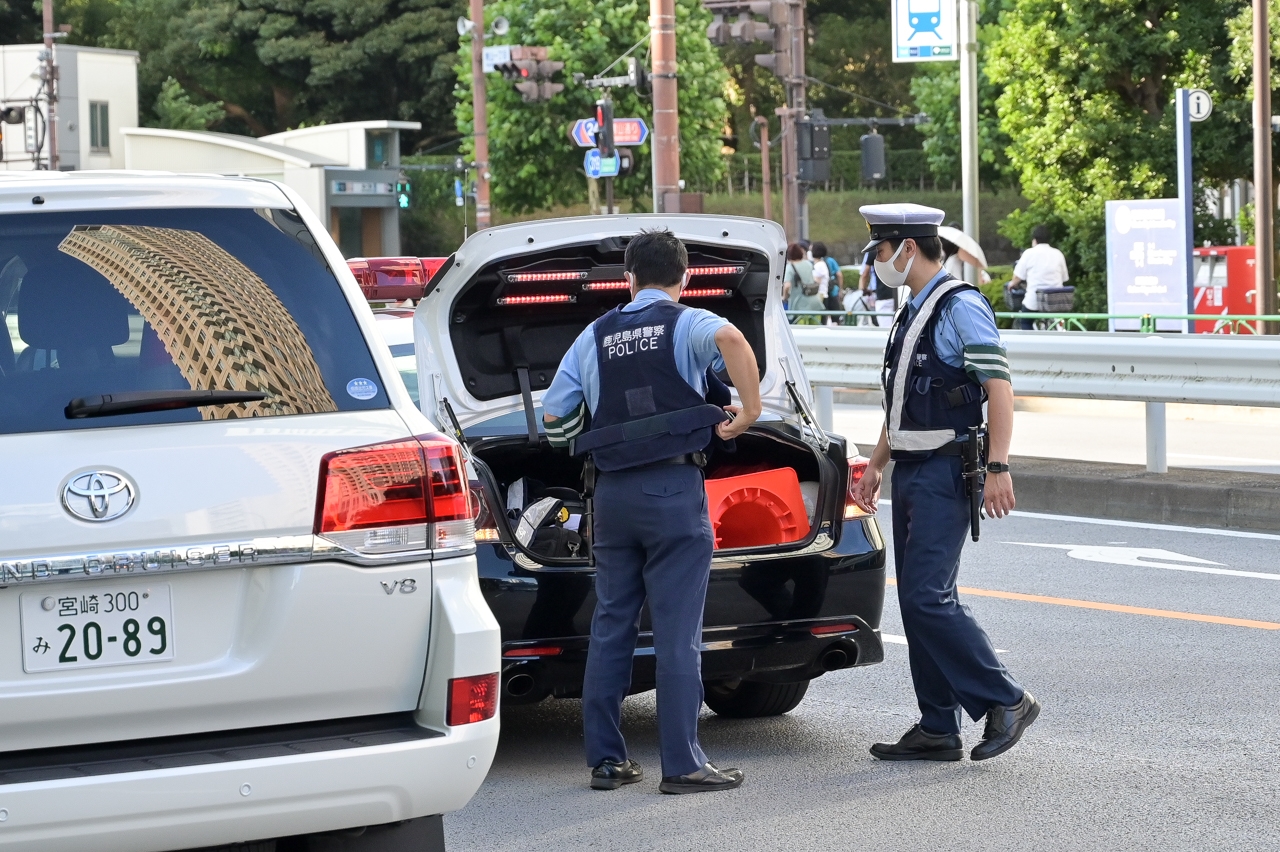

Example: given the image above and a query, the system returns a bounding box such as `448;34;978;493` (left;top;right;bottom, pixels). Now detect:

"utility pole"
771;0;805;241
1255;0;1277;332
755;115;772;222
958;0;979;285
468;0;491;229
42;0;58;170
651;0;680;212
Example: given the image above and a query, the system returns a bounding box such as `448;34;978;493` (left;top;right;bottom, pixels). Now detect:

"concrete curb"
881;456;1280;533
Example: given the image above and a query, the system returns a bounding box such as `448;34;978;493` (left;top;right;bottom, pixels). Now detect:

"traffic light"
730;12;773;42
596;98;615;159
497;51;562;102
538;60;565;100
860;132;886;182
707;2;772;44
797;112;831;183
625;57;649;93
396;178;412;209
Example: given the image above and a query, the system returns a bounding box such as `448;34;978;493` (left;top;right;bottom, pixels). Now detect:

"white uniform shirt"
1013;243;1070;310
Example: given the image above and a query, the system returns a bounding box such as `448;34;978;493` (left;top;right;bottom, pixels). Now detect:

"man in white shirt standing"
1010;225;1069;329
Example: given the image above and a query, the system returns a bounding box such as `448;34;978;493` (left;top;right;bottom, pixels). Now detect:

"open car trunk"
468;425;846;568
414;214;847;568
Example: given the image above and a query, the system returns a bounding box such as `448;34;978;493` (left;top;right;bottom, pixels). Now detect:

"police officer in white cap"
849;203;1040;762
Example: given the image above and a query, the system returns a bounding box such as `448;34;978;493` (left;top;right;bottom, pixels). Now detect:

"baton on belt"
962;425;986;542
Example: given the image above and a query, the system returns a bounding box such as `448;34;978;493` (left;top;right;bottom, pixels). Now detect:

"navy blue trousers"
891;454;1023;735
582;463;711;777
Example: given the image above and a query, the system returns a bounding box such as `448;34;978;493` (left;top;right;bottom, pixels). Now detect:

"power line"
802;75;913;117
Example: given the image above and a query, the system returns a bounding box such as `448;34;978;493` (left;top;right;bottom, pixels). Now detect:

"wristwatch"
986;461;1011;474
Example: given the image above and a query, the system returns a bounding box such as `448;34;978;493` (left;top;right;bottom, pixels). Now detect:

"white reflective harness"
883;277;970;453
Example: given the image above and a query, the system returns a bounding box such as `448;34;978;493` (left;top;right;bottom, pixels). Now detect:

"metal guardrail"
791;325;1280;473
786;309;1280;334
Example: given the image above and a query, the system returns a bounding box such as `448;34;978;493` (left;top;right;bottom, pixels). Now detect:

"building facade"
0;44;139;171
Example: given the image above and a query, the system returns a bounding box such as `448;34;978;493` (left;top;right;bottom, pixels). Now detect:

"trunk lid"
413;215;817;438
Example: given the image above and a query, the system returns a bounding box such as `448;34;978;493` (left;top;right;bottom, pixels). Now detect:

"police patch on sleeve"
603;323;667;360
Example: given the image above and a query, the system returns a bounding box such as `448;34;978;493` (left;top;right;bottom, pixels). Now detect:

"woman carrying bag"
783;242;824;324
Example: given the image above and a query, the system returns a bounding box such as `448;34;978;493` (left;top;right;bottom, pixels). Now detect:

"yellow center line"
884;578;1280;631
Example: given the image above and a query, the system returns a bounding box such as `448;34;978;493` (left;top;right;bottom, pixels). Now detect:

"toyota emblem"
61;470;137;522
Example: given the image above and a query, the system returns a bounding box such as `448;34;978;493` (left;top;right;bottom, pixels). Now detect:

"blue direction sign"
570;117;649;148
583;149;620;179
570;118;599;148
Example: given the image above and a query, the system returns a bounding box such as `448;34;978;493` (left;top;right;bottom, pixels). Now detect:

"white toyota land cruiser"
0;173;500;852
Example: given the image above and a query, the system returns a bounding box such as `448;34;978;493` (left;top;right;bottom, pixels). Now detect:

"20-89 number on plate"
21;585;175;673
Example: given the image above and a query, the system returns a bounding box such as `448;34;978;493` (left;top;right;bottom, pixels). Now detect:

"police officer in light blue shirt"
541;229;762;794
849;204;1041;763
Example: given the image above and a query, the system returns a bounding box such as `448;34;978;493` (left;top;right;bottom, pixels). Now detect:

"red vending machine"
1191;246;1256;333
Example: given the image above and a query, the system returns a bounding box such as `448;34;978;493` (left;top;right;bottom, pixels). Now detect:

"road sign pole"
1176;88;1194;333
755;116;772;222
959;0;979;286
606;177;614;214
1254;0;1278;333
468;0;490;230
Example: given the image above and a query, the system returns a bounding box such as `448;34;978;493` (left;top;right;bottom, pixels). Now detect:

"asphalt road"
446;510;1280;851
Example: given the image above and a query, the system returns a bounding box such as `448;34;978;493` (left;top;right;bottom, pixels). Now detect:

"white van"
0;173;499;852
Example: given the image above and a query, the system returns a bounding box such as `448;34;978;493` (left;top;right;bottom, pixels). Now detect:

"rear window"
0;207;389;435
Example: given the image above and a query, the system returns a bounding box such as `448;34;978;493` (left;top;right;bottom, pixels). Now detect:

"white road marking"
1006;509;1280;541
882;632;1007;653
1003;542;1280;581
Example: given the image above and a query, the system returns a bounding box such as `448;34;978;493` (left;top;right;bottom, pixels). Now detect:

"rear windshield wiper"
65;390;269;419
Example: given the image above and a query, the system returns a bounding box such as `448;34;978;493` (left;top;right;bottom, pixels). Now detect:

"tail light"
811;623;857;636
448;673;499;725
471;482;501;542
315;434;474;557
682;287;733;299
845;456;871;519
502;646;563;658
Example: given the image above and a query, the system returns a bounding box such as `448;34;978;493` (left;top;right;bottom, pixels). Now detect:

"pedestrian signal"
396;179;412;209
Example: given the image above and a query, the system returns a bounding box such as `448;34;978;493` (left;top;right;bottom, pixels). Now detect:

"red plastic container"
704;468;811;550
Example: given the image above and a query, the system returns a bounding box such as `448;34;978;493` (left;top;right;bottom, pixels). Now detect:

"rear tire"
703;679;810;718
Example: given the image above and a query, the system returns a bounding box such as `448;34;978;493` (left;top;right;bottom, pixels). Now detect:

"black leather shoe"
971;691;1041;761
870;724;964;761
658;762;744;794
590;759;643;790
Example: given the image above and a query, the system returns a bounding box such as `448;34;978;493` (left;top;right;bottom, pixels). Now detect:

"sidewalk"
833;394;1280;531
832;393;1280;475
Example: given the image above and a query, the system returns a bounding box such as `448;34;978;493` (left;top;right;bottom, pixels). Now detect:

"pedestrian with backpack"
783;242;824;324
811;242;844;324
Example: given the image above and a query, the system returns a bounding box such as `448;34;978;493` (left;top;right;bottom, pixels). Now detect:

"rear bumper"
501;615;885;702
0;716;497;852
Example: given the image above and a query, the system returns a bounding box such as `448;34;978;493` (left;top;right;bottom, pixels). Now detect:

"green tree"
0;1;42;45
154;76;226;128
460;0;729;213
108;0;463;142
910;2;1014;189
985;0;1252;311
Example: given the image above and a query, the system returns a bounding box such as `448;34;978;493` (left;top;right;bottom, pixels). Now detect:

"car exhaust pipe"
820;647;851;671
505;673;536;697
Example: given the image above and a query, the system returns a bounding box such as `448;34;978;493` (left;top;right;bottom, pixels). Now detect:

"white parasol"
937;225;988;270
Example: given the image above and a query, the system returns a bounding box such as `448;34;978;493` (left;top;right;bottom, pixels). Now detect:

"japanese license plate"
21;585;174;673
